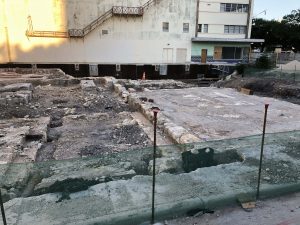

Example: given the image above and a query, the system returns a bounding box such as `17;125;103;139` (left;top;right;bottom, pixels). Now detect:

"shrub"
255;55;273;69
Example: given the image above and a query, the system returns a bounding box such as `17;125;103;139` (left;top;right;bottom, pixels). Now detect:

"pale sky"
253;0;299;20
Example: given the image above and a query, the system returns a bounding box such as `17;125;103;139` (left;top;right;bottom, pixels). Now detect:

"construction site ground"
0;69;299;225
216;76;300;105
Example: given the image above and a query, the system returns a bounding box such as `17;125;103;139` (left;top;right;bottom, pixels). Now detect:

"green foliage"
255;55;273;69
282;9;300;25
235;63;246;74
251;9;300;52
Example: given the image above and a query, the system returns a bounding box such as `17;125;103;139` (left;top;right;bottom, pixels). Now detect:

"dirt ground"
216;76;300;105
1;69;300;225
0;83;151;162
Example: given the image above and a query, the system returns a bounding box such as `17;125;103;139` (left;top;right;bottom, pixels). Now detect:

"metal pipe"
0;189;7;225
246;0;254;39
151;107;160;225
256;104;269;200
195;0;200;37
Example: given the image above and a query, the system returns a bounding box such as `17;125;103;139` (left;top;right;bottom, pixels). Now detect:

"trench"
182;148;244;173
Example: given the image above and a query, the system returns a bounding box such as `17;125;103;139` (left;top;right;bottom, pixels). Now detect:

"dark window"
102;30;108;35
183;23;189;33
222;47;242;59
198;24;208;33
224;25;247;34
231;4;237;12
163;22;169;32
198;24;202;32
221;3;249;13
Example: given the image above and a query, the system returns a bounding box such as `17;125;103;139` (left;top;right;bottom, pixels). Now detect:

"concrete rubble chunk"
179;134;201;144
28;117;51;142
99;77;117;88
113;83;126;95
149;157;183;174
0;90;33;105
34;162;136;195
80;80;98;92
164;124;188;143
0;83;33;92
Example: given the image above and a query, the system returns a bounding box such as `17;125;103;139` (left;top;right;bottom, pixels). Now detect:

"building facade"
0;0;263;77
192;0;262;64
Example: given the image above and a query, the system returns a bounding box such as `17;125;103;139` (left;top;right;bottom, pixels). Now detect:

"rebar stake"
0;189;7;225
151;106;160;225
256;104;269;200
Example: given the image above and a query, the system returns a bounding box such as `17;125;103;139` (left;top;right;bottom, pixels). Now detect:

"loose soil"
216;76;300;105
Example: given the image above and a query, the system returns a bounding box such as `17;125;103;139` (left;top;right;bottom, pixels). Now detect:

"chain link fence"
1;130;300;225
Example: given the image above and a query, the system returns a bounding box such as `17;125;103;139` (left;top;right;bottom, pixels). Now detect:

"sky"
253;0;299;20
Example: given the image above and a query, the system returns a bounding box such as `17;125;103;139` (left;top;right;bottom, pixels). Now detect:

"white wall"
0;0;197;64
197;0;252;39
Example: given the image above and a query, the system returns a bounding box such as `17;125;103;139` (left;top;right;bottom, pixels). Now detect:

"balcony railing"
112;6;144;16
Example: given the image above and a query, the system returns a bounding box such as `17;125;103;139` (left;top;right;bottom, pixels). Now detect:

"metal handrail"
112;6;144;16
26;30;69;38
26;0;158;38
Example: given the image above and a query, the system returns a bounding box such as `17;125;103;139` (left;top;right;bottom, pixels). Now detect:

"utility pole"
195;0;200;37
246;0;253;39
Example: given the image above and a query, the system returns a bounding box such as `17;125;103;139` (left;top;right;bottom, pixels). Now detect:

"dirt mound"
216;76;300;104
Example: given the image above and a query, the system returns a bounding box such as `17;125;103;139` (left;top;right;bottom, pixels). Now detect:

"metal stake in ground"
256;104;269;200
0;189;7;225
151;106;160;225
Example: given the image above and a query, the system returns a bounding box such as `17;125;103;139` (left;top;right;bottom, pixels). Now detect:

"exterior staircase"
26;0;159;38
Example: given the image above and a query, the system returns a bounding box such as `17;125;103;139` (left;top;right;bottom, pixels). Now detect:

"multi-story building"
192;0;262;64
0;0;263;77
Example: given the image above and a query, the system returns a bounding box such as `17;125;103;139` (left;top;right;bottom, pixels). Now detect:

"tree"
282;9;300;25
251;9;300;52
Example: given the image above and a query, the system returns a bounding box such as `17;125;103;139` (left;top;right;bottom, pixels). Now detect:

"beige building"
0;0;263;76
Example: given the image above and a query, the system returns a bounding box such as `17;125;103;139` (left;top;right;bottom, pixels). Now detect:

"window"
203;24;208;33
198;24;208;33
163;22;169;32
220;3;249;13
222;47;242;59
231;4;237;12
220;3;226;12
183;23;189;33
242;4;249;12
239;26;246;34
224;25;247;34
198;24;202;32
102;30;108;35
237;4;243;12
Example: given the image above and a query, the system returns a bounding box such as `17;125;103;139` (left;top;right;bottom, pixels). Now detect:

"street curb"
77;183;300;225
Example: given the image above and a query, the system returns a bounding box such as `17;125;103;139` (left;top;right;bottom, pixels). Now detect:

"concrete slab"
0;83;33;92
135;87;300;141
3;131;300;225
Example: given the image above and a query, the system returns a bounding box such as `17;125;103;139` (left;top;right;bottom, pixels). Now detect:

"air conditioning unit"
116;64;121;72
185;64;190;72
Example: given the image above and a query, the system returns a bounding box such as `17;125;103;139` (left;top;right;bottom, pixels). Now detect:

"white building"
0;0;263;77
192;0;262;64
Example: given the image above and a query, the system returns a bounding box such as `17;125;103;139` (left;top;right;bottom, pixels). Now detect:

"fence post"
0;189;7;225
256;104;269;200
151;107;160;225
